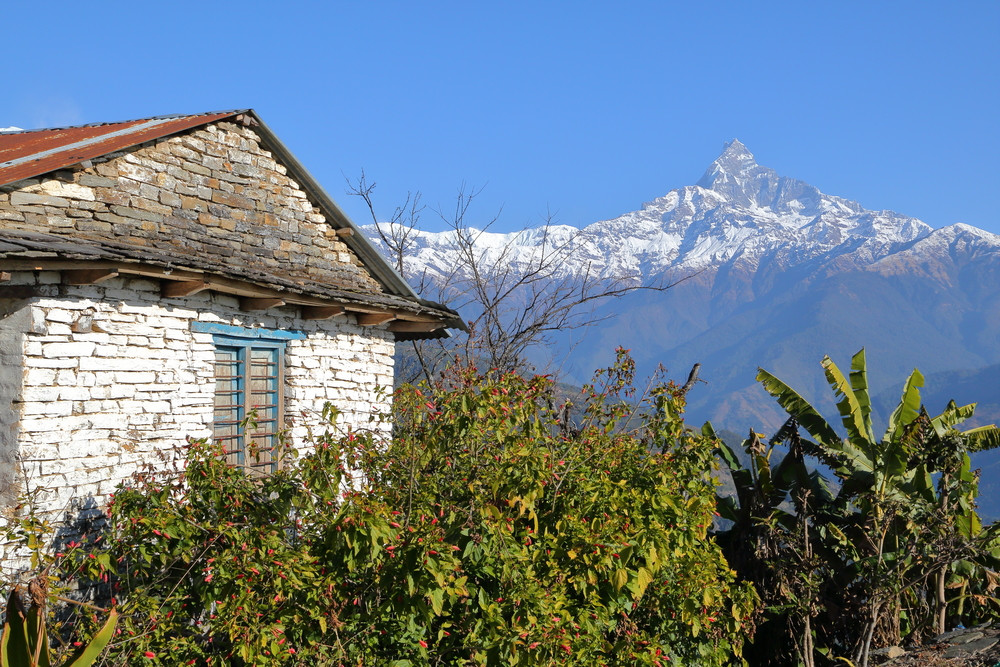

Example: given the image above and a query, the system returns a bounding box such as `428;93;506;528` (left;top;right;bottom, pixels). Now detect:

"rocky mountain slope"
365;141;1000;512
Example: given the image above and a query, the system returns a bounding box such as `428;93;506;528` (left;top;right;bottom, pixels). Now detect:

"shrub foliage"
715;350;1000;667
64;351;755;665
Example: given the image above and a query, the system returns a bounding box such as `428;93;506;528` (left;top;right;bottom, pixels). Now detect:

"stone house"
0;110;463;530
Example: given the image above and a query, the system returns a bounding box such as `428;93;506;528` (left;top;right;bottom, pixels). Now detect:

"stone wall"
0;270;394;568
0;300;32;509
0;121;382;297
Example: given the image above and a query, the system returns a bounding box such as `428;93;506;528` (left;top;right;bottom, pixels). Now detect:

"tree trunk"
857;600;882;667
803;614;815;667
936;567;947;635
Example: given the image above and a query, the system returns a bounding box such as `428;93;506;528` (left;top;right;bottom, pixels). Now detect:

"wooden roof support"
240;297;285;311
12;260;457;335
63;268;119;285
302;305;346;320
0;285;40;299
162;279;208;298
387;321;446;334
355;312;396;326
335;228;355;237
0;272;10;283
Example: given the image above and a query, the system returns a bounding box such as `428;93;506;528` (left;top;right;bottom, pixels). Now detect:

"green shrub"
716;350;1000;667
64;351;755;665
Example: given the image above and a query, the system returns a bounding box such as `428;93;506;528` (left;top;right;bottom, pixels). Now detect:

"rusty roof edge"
0;109;249;137
0;110;250;188
0;117;180;170
247;111;425;302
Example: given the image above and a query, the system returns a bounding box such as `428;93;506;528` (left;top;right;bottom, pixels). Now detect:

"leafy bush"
62;352;754;665
715;350;1000;667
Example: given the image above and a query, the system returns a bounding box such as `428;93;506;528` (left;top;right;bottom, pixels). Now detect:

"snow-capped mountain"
365;140;1000;515
371;140;944;287
364;140;1000;432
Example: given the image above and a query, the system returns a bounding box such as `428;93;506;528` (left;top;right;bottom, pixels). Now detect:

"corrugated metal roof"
0;110;244;186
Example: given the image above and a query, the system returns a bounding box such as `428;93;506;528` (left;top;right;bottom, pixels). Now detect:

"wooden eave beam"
62;268;119;285
240;297;286;311
0;272;10;282
355;312;396;326
18;259;449;326
0;285;40;299
302;305;346;320
162;279;208;298
387;321;446;333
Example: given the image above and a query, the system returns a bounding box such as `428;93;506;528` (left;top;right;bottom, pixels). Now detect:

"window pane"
212;340;283;476
214;348;244;466
248;347;279;474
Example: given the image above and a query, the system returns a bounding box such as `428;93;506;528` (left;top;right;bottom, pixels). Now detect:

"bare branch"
679;363;703;396
356;175;684;383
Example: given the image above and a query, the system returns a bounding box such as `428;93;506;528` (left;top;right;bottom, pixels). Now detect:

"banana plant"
1;588;117;667
758;350;1000;510
751;348;1000;666
713;421;839;667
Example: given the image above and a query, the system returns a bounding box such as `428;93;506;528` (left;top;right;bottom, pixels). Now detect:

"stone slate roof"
0;110;464;333
0;228;445;317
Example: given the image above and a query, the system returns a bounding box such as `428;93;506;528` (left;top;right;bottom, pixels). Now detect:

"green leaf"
25;604;50;667
756;368;840;447
430;588;444;616
634;567;653;598
885;368;924;441
613;568;628;591
931;400;976;437
714;438;743;473
964;424;1000;453
822;354;872;446
65;610;118;667
848;349;875;441
2;592;32;667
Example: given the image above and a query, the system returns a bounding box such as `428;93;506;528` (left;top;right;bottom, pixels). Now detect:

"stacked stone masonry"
0;120;406;572
0;121;383;296
2;271;394;528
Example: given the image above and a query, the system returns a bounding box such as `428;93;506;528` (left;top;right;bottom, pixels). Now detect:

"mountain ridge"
365;141;1000;515
365;141;1000;425
377;139;946;289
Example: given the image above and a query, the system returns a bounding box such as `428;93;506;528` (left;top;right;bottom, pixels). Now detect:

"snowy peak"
695;139;790;210
365;141;979;286
694;141;869;225
697;139;758;186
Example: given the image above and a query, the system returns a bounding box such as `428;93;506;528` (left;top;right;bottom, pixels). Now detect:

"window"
193;322;305;475
213;340;282;475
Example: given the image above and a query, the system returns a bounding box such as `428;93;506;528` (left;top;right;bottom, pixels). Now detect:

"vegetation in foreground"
7;351;754;666
4;349;1000;666
715;350;1000;667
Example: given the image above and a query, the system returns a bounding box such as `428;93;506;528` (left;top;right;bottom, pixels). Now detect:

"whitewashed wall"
0;270;394;563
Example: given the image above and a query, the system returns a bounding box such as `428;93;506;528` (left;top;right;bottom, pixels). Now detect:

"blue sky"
3;2;997;233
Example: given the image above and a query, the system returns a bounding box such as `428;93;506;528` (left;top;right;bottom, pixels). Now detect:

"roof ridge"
0;109;251;135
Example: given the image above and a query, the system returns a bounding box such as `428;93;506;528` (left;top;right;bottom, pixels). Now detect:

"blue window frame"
194;323;304;476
